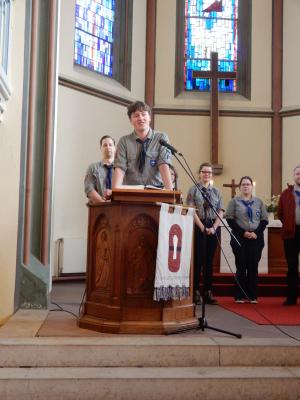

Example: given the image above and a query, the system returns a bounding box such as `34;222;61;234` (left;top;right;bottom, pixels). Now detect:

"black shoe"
282;298;297;306
204;290;218;305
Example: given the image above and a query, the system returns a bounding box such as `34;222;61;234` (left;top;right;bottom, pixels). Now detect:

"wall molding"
58;77;300;119
154;107;274;118
280;108;300;117
58;76;132;107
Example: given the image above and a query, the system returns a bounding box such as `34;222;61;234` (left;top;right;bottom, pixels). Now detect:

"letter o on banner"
168;224;182;272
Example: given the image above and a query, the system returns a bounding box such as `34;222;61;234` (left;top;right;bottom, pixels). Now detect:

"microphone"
159;139;180;155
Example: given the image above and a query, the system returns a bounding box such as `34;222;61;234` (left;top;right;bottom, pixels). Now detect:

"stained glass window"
184;0;238;92
74;0;115;77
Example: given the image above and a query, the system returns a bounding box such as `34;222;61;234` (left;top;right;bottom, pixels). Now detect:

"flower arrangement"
266;194;280;213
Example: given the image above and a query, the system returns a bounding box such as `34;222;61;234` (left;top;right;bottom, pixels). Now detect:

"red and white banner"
154;203;195;301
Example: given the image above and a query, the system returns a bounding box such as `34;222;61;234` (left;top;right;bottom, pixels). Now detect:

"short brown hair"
127;101;151;118
100;135;115;146
198;162;212;173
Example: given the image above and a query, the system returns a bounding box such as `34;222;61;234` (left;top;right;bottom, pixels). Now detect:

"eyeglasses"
200;170;212;174
240;183;252;186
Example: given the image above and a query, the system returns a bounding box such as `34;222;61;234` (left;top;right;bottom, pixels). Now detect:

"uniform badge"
150;159;157;167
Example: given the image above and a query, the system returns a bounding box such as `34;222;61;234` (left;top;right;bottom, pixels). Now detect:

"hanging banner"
154;203;195;301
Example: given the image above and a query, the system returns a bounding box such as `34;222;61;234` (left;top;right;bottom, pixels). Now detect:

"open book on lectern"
120;185;165;190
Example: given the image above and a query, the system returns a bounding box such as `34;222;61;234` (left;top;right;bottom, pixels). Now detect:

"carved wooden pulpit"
78;189;197;334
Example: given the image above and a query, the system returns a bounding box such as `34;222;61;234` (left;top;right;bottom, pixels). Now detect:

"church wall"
282;116;300;187
155;0;272;110
155;114;271;207
282;1;300;190
0;1;26;323
283;0;300;107
154;114;210;197
58;0;147;101
154;0;273;207
52;0;148;275
218;116;272;206
52;86;130;274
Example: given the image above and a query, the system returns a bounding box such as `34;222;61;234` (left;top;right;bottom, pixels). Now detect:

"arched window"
0;0;12;122
175;0;251;98
74;0;132;89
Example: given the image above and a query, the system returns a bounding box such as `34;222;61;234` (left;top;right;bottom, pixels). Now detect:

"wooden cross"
193;52;237;175
223;179;239;198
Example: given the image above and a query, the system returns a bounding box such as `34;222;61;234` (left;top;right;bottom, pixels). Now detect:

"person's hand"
104;189;112;201
206;227;215;235
244;231;252;239
249;232;257;239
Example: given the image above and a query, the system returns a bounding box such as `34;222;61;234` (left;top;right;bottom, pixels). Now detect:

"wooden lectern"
78;189;197;334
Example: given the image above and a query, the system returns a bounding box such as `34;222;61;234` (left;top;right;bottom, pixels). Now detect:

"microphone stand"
167;148;242;339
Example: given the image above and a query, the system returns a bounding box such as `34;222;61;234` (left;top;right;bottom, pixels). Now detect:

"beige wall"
282;116;300;187
0;1;25;322
52;86;130;247
155;114;271;207
283;0;300;107
52;0;148;273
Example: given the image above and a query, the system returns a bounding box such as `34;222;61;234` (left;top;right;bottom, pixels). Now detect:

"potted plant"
266;195;280;219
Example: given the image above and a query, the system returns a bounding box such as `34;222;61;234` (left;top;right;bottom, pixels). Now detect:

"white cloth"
154;203;195;301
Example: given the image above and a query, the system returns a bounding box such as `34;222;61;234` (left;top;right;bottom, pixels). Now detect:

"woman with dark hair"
225;176;268;303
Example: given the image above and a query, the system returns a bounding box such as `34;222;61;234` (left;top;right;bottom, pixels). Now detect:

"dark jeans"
231;236;264;300
194;222;219;293
283;225;300;301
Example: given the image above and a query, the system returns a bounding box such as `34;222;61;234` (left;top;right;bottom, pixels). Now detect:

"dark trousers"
283;226;300;301
194;223;219;293
231;237;264;300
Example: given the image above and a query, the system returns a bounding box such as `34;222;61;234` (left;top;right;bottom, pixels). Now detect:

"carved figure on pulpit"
128;234;155;294
95;230;112;289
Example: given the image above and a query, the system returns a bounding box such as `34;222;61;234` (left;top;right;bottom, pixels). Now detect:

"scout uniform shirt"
84;161;113;197
186;183;224;221
114;129;172;187
226;196;268;232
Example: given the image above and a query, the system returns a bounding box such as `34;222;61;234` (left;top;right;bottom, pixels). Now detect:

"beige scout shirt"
114;129;172;186
84;161;111;197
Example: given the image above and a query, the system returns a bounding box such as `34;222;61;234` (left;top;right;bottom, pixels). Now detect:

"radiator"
55;238;87;275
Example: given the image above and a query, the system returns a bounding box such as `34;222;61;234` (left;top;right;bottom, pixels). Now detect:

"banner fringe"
153;285;190;301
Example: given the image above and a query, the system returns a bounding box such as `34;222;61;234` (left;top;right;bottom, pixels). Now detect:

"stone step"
0;337;299;368
0;366;299;400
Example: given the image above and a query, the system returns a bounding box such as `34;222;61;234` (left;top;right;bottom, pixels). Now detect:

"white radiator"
55;238;87;275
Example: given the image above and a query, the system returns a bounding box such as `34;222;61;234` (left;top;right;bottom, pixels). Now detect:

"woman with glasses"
225;176;268;304
186;162;224;305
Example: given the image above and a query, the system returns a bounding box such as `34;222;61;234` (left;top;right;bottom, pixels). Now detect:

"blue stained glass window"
74;0;115;77
185;0;238;92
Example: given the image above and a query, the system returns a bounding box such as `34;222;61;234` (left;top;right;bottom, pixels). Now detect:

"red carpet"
217;297;300;325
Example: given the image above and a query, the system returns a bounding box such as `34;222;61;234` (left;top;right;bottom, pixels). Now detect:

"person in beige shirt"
84;135;116;204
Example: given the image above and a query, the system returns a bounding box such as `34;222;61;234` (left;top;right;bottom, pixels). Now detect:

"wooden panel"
112;188;181;204
268;227;287;274
79;195;197;334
